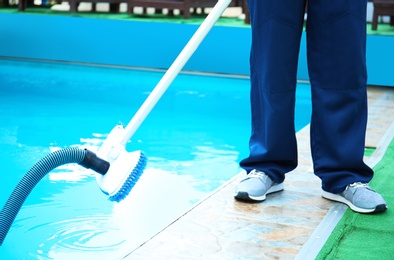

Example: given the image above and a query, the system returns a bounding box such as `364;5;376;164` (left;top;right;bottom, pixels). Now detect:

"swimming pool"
0;58;311;259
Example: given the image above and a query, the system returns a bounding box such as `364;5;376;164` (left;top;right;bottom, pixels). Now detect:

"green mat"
317;137;394;260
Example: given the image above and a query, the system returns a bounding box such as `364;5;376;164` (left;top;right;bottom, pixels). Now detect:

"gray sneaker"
234;169;284;202
322;182;387;213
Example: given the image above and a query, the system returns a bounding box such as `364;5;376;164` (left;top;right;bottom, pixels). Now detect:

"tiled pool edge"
122;123;329;259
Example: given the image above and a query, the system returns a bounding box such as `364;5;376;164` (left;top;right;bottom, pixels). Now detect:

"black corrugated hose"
0;148;109;246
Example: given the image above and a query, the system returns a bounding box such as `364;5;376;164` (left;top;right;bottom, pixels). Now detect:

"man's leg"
306;0;373;193
239;0;307;184
307;0;386;213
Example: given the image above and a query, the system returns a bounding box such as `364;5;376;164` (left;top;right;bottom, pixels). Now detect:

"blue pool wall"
0;13;393;87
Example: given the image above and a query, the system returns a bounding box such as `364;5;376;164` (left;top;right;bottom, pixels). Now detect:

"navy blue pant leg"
307;0;373;193
240;0;307;184
240;0;374;192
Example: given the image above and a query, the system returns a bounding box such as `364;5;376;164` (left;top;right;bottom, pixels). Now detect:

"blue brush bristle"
109;151;147;202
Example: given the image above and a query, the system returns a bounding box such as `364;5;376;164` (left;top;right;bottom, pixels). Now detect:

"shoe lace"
348;182;371;190
248;169;266;179
349;182;368;188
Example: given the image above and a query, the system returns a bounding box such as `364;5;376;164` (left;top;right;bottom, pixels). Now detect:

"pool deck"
122;85;394;259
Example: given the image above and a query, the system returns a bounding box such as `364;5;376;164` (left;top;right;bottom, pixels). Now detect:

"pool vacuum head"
96;125;147;202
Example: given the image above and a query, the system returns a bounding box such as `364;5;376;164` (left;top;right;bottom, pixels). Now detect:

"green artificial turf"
317;137;394;260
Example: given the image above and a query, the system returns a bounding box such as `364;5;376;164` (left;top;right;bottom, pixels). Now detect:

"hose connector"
79;149;110;175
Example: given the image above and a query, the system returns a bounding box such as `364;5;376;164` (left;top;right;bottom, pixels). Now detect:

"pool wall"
0;13;393;86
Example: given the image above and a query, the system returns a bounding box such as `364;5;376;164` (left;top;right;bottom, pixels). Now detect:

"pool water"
0;59;311;259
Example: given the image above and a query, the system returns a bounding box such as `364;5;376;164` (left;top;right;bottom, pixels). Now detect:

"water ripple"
36;215;126;259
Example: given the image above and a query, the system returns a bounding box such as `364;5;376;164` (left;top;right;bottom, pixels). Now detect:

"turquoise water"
0;59;311;259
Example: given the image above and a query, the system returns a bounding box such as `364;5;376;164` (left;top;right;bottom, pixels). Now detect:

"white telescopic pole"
120;0;233;146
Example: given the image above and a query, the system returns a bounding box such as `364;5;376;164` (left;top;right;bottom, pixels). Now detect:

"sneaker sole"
322;191;387;214
234;182;284;202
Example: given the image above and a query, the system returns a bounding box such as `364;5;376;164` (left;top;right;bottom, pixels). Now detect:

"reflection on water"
0;59;311;259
